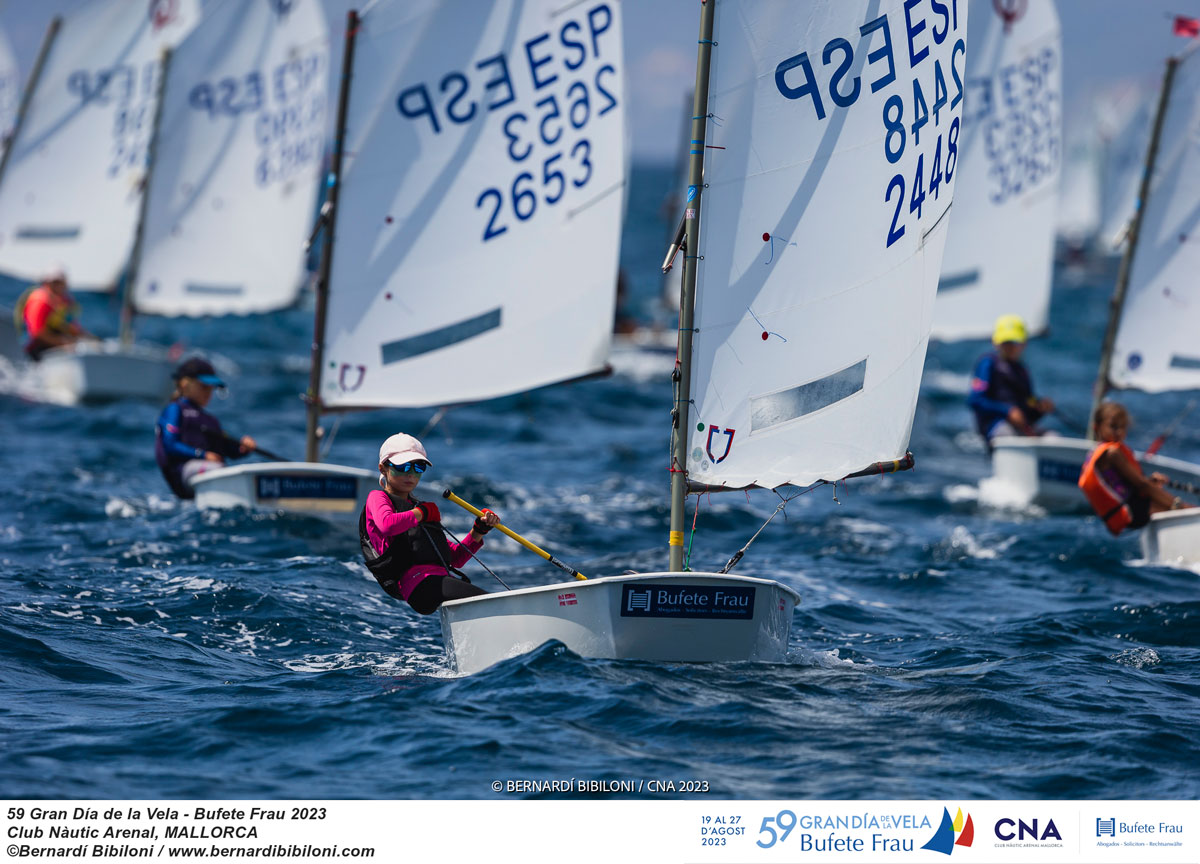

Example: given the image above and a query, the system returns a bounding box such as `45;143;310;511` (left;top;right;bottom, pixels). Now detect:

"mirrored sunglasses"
386;460;428;475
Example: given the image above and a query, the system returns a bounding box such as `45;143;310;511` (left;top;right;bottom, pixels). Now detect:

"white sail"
1096;82;1151;249
0;12;17;157
1055;110;1101;245
932;0;1061;341
320;0;626;409
132;0;327;317
0;0;198;290
687;0;966;490
1110;45;1200;394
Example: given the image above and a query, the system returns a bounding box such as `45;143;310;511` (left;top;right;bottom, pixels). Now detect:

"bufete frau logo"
923;806;974;855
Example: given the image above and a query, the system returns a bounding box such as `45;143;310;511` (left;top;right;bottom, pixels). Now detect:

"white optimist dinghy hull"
440;573;799;676
985;437;1200;512
1140;509;1200;567
34;340;174;404
188;462;374;518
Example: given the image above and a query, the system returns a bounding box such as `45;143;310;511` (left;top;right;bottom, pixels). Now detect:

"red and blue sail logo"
923;806;974;855
148;0;180;30
705;425;735;463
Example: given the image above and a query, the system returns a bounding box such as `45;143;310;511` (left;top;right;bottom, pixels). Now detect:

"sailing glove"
473;508;496;535
415;501;441;523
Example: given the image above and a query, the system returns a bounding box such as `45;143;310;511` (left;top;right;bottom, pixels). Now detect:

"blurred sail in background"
934;0;1062;341
0;9;17;159
132;0;328;317
0;0;198;290
1095;80;1153;251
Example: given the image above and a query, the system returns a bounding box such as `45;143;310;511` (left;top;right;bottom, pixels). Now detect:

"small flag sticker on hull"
558;593;578;606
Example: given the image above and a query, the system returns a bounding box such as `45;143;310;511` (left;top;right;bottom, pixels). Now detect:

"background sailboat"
193;0;630;517
1106;42;1200;564
987;42;1200;524
0;0;199;403
0;0;197;288
442;0;966;673
131;0;328;320
153;0;372;516
932;0;1061;342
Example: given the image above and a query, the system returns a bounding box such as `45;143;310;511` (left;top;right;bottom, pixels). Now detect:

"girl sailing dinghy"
0;1;200;403
196;0;631;516
440;0;967;674
985;42;1200;526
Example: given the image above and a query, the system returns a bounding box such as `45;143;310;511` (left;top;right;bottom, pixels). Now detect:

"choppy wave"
2;168;1198;799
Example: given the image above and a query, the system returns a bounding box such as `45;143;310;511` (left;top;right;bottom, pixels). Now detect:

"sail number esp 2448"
774;0;966;249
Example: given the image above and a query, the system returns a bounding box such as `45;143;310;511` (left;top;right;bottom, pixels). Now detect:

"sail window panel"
14;226;81;240
750;358;866;433
380;308;503;365
184;283;245;296
937;269;979;292
1169;355;1200;371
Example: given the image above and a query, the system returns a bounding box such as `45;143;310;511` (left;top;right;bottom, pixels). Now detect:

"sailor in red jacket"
1079;403;1190;535
17;265;95;360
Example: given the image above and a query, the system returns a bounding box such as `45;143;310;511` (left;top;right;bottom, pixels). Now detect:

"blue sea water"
1;165;1198;800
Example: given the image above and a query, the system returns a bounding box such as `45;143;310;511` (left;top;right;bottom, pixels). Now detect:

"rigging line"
319;415;343;460
718;498;790;575
566;180;625;219
419;406;451;440
440;524;511;590
684;493;702;571
551;0;592;14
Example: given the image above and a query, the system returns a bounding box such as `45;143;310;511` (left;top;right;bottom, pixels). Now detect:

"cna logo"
922;807;974;855
994;816;1062;843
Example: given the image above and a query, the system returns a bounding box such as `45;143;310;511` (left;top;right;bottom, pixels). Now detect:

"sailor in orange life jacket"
18;265;95;360
359;433;501;615
1079;402;1191;535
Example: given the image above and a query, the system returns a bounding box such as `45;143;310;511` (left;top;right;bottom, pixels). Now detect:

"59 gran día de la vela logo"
923;806;974;855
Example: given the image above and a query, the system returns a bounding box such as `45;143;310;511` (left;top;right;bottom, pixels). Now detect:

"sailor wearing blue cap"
154;356;255;499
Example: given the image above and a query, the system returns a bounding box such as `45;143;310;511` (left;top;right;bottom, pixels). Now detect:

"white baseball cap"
378;433;430;468
44;263;67;283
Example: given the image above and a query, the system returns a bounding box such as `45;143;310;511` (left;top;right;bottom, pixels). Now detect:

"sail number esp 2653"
394;3;620;244
774;0;966;249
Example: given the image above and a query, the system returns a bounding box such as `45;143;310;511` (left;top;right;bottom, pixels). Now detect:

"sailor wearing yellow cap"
967;315;1056;450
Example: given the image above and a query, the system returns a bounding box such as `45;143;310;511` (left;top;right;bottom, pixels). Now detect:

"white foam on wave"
282;650;454;678
1109;646;1161;669
789;646;862;668
105;495;179;519
943;483;979;504
976;477;1049;516
942;525;1018;560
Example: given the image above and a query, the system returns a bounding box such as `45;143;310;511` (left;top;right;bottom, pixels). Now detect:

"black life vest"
359;493;463;600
